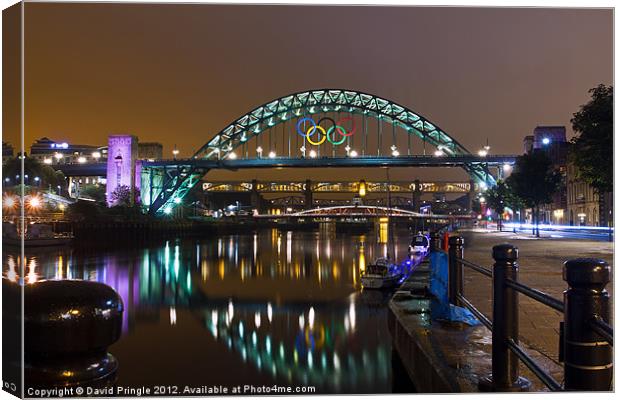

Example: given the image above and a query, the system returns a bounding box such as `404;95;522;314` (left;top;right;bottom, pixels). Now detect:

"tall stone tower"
106;135;138;206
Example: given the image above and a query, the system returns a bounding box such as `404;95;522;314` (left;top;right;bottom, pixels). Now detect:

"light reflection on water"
3;227;421;393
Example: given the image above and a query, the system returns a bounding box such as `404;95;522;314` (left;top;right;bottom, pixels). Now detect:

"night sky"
5;3;613;182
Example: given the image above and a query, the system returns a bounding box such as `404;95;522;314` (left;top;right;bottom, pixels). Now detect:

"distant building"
2;141;14;163
522;126;569;225
29;137;107;164
566;160;613;227
138;142;163;160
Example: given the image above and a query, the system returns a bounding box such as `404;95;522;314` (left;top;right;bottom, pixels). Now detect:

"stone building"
566;161;612;227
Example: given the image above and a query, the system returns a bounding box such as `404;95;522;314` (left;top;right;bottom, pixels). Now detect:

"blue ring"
296;117;317;137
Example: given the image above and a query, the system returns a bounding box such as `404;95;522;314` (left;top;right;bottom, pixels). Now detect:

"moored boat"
361;257;404;289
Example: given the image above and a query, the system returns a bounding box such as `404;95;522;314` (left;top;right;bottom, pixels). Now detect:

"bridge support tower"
467;179;476;213
412;179;421;212
304;179;313;210
250;179;263;213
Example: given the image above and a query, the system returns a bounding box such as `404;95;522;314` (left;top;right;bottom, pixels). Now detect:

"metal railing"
434;234;613;391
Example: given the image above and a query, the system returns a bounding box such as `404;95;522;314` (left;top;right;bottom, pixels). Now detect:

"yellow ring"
306;125;327;146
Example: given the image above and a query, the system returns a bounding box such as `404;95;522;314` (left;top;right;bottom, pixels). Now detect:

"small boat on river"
408;233;430;256
3;223;73;247
361;257;404;290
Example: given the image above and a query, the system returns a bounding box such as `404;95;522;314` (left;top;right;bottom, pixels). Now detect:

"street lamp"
228;152;237;160
256;146;263;158
542;137;551;145
268;151;276;159
390;145;399;157
300;146;306;158
92;151;101;160
309;149;317;159
503;163;512;173
349;150;358;157
78;156;87;163
172;146;180;159
478;149;488;157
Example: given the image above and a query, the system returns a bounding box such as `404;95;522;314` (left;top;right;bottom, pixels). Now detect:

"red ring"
336;117;356;136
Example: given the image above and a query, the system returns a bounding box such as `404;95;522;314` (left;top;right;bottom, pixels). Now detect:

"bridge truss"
143;89;503;215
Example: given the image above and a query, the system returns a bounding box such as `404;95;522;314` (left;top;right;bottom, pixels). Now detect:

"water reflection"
3;227;420;393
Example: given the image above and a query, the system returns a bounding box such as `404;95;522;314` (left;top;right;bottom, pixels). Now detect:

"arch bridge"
141;89;513;215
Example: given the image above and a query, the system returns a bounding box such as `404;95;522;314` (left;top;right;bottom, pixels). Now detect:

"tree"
483;180;511;231
507;150;562;237
110;185;132;206
570;84;613;229
80;184;106;204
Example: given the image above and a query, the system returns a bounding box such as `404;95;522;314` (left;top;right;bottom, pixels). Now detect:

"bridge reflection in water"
3;227;423;392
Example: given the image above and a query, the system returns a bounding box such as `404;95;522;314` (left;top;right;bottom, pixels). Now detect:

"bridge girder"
145;88;506;215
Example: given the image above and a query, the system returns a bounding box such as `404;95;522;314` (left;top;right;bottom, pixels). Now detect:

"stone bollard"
480;244;531;391
23;280;124;388
429;232;441;252
447;236;464;306
563;259;612;391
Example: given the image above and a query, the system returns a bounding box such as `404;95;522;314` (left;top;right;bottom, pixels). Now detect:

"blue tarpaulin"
429;251;480;326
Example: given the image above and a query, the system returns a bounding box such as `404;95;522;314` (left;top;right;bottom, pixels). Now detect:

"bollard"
23;280;124;388
563;259;612;391
430;232;441;252
447;236;464;306
480;244;531;391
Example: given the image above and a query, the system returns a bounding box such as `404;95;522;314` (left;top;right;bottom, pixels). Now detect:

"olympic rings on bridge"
295;116;357;146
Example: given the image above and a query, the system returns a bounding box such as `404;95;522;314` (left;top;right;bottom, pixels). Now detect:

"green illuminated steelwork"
147;89;495;215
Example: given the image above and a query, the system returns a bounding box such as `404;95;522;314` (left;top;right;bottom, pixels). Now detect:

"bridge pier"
467;179;476;213
251;179;263;213
412;179;421;212
304;179;313;210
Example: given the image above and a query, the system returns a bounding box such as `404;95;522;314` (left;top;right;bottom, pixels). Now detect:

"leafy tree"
80;184;106;204
110;185;132;206
506;150;562;237
483;180;511;231
570;84;613;228
66;200;101;222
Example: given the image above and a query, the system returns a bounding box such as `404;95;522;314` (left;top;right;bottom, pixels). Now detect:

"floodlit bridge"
134;89;517;215
203;180;478;194
254;205;471;221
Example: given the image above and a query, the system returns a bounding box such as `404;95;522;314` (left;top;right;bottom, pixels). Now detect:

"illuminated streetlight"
309;149;317;159
78;156;87;163
28;196;41;210
172;147;180;159
256;146;263;158
300;146;306;158
349;150;358;158
503;163;512;173
542;137;551;145
268;151;276;159
477;149;488;157
92;151;101;160
227;152;237;160
3;194;17;210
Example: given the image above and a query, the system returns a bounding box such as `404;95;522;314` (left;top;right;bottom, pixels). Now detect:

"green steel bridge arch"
144;89;495;215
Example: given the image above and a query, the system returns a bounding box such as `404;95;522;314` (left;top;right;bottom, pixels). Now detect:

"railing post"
563;258;612;391
429;232;441;252
480;244;531;391
448;236;464;305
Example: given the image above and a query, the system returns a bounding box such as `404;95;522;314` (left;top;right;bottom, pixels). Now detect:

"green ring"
326;125;347;145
